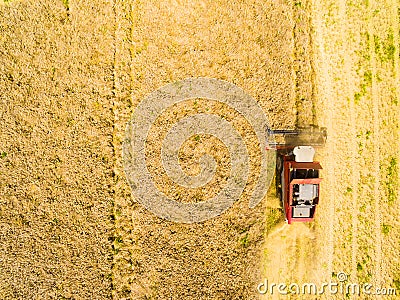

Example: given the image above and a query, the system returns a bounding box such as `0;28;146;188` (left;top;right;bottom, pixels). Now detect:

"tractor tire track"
112;0;137;298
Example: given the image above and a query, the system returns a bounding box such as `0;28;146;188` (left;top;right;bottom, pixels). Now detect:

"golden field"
0;0;398;299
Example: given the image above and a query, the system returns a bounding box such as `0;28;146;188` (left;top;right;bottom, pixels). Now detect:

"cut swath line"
368;0;383;290
310;0;335;280
338;0;359;288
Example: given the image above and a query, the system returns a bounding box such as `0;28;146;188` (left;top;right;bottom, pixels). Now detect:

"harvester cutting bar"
266;126;327;149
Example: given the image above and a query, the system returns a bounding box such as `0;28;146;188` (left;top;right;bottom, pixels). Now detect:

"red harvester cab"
280;155;322;224
268;126;326;224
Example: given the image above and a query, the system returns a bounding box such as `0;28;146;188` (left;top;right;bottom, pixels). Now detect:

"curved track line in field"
311;1;335;280
338;0;359;288
268;222;288;238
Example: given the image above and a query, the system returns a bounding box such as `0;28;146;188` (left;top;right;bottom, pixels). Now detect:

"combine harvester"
267;126;327;224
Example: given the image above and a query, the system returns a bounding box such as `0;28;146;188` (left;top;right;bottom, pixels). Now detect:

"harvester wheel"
276;155;283;171
275;156;283;199
276;185;282;201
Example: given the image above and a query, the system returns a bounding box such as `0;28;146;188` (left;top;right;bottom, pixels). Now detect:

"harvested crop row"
311;0;399;298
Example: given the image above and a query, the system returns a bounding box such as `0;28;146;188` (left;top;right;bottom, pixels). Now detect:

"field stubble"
311;0;400;299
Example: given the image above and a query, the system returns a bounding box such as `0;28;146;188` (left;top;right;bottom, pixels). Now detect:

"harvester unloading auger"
266;125;327;224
